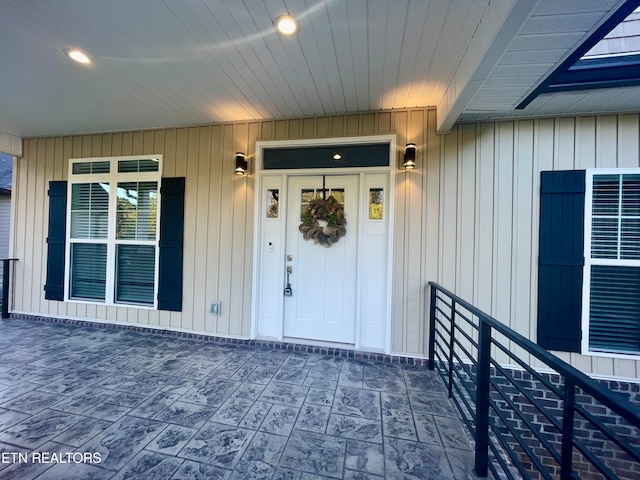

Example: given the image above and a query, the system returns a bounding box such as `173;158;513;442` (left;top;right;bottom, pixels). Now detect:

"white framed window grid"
65;155;162;309
582;168;640;357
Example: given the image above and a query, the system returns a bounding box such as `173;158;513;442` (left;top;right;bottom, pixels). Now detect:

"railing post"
560;378;576;480
2;259;10;319
448;300;457;398
428;284;437;370
475;317;491;478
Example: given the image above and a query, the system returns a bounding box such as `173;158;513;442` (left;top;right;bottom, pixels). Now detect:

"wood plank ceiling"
0;0;637;138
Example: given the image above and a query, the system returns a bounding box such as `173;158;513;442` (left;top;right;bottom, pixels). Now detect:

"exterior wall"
443;115;640;378
11;110;640;377
13;109;438;358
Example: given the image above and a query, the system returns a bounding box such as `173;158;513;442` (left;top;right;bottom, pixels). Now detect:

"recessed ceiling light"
333;154;342;160
274;15;299;36
65;49;92;65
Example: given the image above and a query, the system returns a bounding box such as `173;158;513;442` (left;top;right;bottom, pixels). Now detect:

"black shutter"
537;170;585;352
44;181;67;301
158;177;185;311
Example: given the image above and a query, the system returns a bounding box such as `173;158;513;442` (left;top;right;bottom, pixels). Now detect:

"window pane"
115;244;155;305
589;265;640;353
622;174;640;216
329;189;345;205
369;188;384;220
70;243;107;301
266;189;279;218
118;159;159;173
301;189;315;203
117;182;157;240
592;175;620;216
70;183;109;239
621;218;640;260
72;161;110;174
591;217;618;258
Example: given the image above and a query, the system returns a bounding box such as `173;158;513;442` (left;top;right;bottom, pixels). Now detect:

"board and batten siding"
12;110;437;358
443;115;640;379
11;110;640;378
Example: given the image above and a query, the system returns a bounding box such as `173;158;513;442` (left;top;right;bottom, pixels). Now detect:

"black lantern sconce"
404;143;416;170
235;152;248;175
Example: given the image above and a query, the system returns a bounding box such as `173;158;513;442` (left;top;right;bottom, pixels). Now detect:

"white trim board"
251;134;396;354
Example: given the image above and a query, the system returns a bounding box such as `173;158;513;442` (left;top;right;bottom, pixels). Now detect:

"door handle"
284;268;293;297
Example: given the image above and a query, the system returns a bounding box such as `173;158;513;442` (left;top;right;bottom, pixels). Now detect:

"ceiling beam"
436;0;538;133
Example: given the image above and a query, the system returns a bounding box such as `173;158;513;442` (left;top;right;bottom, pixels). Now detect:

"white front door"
284;175;359;344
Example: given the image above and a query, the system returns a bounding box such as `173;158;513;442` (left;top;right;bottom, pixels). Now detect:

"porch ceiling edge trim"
516;0;640;109
437;0;538;133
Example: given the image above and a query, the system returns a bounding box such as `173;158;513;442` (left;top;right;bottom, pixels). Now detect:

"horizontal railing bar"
450;385;476;435
433;351;449;374
487;399;556;480
572;435;619;480
430;281;640;428
450;356;478;390
434;307;452;323
434;339;449;359
450;340;478;370
434;338;449;357
435;319;450;338
488;376;562;464
490;360;563;431
487;417;538;480
574;404;640;463
453;322;480;352
491;338;563;398
435;323;449;339
450;376;477;420
434;293;453;308
453;308;480;330
488;441;521;480
450;388;477;425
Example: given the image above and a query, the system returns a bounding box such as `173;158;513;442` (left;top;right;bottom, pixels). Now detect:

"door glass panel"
300;188;344;210
266;189;279;218
329;189;344;205
369;188;384;220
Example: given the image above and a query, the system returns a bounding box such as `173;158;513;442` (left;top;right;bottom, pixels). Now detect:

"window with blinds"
66;156;161;308
585;171;640;354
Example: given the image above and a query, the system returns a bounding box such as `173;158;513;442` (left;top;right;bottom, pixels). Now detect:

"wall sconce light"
404;143;416;170
235;152;247;175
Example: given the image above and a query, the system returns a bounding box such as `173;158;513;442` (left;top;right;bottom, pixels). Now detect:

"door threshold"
283;336;355;351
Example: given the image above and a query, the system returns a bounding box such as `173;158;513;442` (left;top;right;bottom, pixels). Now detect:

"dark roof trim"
517;0;640;109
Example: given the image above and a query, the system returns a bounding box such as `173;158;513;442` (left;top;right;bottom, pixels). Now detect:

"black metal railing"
1;259;17;319
428;281;640;480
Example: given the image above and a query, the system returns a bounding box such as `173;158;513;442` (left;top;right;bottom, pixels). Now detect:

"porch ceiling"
0;0;637;138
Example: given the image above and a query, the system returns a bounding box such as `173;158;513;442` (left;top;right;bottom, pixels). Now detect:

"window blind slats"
70;183;109;239
591;174;640;261
621;174;640;216
70;243;107;301
115;245;155;305
589;265;640;353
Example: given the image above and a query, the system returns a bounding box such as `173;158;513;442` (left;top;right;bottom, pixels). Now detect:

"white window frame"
65;155;162;309
582;167;640;358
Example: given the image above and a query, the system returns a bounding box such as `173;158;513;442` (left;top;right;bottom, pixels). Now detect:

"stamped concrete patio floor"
0;319;478;479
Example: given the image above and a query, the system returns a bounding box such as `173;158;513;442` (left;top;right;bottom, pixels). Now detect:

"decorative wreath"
299;196;347;246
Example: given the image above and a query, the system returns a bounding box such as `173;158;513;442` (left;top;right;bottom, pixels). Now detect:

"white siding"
445;115;640;378
12;109;640;378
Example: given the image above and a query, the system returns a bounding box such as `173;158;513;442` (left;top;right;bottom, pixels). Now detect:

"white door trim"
250;135;396;354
